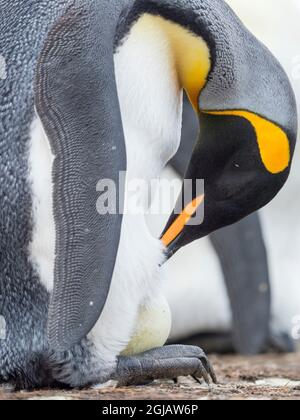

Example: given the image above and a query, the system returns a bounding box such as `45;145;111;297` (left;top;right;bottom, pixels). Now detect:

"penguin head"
162;6;298;256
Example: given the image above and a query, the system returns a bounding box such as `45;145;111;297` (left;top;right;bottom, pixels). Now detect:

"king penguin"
0;0;297;389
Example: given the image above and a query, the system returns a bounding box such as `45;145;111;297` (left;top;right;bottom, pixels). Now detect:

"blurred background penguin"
147;0;300;355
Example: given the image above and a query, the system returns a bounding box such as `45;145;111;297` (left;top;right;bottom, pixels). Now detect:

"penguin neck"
114;14;184;210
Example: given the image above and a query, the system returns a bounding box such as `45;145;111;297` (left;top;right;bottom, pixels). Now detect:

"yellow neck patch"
159;18;211;111
205;110;290;174
136;14;211;111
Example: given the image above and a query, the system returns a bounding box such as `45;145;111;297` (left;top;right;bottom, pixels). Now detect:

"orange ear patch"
162;195;204;247
204;110;290;174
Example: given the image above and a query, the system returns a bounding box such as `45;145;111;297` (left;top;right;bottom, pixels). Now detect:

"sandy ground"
1;353;300;400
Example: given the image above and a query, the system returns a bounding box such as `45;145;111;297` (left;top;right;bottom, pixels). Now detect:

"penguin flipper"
35;1;125;352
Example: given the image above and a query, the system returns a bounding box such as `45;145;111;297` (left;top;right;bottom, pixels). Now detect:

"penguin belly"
87;15;184;362
122;295;172;356
28;117;55;293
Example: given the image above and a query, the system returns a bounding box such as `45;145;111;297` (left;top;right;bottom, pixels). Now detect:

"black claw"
198;364;210;385
200;357;217;384
191;359;210;385
208;365;217;384
192;375;202;385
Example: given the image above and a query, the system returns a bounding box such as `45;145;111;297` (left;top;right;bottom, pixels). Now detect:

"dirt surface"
1;353;300;400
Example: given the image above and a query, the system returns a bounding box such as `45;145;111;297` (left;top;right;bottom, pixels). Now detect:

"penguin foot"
115;345;217;387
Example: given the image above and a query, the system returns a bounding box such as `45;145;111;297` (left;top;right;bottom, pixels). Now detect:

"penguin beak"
162;195;204;251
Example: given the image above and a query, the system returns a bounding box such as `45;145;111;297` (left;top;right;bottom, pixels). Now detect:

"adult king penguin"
0;0;297;389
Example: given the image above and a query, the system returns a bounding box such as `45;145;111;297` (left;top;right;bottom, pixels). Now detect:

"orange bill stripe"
162;195;204;248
